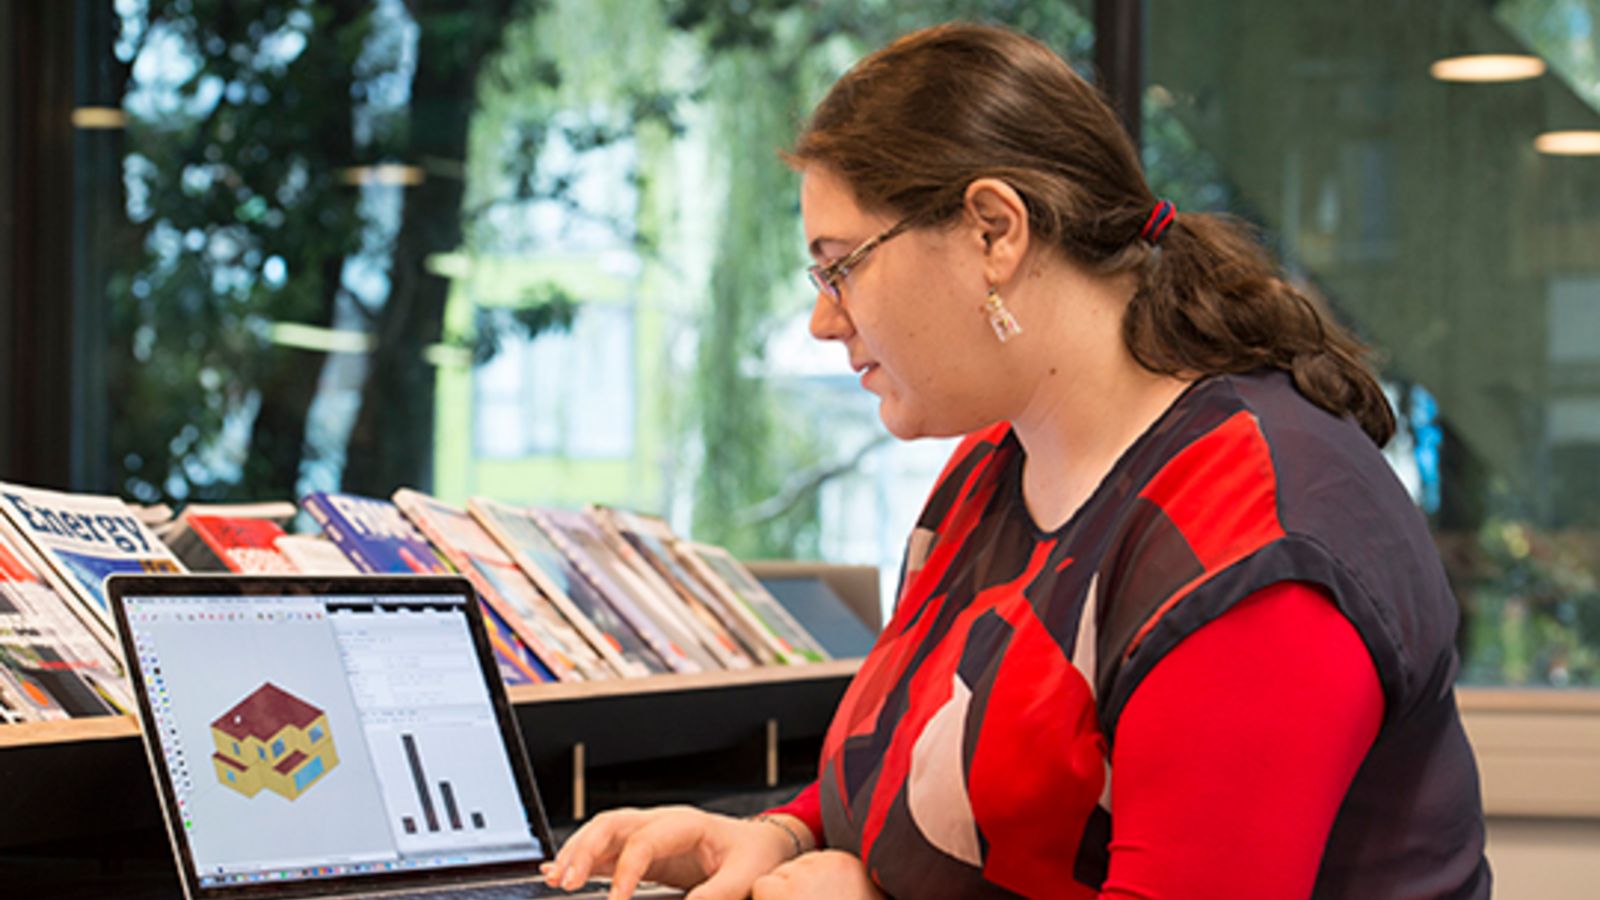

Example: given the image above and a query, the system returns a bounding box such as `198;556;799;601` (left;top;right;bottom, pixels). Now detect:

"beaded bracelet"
750;813;805;858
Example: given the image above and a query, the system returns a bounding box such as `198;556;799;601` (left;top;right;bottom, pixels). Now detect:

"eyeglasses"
806;217;914;305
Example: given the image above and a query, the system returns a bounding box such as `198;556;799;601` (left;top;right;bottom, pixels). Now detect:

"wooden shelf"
0;660;861;749
1457;686;1600;715
508;658;860;703
1457;687;1600;819
0;659;860;848
0;714;140;748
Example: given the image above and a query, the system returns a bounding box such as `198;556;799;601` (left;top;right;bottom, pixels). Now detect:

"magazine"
0;481;186;645
301;492;453;574
0;530;133;718
300;491;551;686
527;507;714;674
590;507;760;669
272;535;361;574
176;514;298;574
593;508;785;666
154;500;297;549
393;489;615;682
469;498;666;678
676;541;830;663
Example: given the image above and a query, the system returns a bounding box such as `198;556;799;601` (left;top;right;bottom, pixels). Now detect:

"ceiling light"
337;164;426;187
267;322;374;354
1534;130;1600;156
71;106;127;129
1429;54;1546;83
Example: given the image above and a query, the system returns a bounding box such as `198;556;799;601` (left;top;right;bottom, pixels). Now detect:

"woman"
545;22;1490;900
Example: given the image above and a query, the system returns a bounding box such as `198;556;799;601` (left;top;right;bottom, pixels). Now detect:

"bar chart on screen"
328;607;531;854
398;731;486;834
368;721;527;852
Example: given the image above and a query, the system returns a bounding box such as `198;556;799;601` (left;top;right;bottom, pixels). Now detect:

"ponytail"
1121;213;1396;447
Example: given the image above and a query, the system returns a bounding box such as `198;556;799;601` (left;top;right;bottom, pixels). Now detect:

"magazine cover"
0;481;186;644
182;514;298;574
595;508;784;666
470;498;666;678
528;507;714;675
300;491;551;686
393;490;614;682
589;507;758;670
272;535;361;574
0;530;133;718
154;500;296;545
677;541;830;664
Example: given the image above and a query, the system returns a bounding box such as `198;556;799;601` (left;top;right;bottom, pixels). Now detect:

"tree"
109;0;371;502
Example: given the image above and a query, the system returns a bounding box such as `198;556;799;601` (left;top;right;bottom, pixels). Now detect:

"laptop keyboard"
394;884;603;899
387;880;681;899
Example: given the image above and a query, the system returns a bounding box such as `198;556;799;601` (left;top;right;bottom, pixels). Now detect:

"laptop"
108;573;682;900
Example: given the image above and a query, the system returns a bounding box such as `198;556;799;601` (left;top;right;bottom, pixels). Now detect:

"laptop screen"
111;575;552;897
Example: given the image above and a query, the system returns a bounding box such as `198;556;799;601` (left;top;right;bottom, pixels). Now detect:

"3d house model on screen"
210;682;339;801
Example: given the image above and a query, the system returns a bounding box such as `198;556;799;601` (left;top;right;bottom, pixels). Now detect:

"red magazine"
185;515;297;574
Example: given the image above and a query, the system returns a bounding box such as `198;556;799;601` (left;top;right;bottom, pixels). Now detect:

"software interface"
122;592;544;889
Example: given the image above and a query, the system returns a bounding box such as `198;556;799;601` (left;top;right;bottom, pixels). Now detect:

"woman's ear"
963;178;1030;285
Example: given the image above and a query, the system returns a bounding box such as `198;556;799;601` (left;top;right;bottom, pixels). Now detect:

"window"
309;724;323;744
1144;0;1600;685
293;755;325;791
473;303;636;459
63;0;1093;592
272;738;285;759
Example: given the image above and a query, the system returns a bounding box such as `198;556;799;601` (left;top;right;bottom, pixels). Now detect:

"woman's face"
801;166;1016;440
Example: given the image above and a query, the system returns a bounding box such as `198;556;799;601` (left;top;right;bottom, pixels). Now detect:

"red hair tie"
1139;199;1177;244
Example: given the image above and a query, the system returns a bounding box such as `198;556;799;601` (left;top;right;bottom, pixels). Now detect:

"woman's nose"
809;292;853;342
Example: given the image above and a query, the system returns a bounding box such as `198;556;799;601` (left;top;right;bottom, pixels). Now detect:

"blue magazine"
300;491;552;685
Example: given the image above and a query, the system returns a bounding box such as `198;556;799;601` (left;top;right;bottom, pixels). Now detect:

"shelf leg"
765;718;779;788
573;741;587;821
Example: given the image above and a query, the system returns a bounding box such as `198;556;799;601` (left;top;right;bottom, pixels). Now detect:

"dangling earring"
984;285;1022;343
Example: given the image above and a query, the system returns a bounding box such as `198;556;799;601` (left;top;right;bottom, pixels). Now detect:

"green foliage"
109;0;373;502
671;0;1091;558
467;286;578;366
1459;514;1600;686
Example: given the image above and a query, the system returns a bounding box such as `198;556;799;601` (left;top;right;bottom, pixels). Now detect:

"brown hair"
789;23;1395;446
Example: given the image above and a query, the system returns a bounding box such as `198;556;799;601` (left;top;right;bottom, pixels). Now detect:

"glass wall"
71;1;1093;611
62;0;1600;676
1145;0;1600;685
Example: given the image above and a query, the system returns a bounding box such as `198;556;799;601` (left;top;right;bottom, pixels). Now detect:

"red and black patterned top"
797;370;1489;898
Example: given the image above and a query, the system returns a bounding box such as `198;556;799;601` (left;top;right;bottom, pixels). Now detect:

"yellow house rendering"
211;682;338;801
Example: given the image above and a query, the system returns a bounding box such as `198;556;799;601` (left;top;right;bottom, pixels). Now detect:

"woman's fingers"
688;852;783;900
605;811;711;898
545;808;640;888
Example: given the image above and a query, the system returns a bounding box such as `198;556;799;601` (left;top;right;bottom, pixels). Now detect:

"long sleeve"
1099;581;1384;899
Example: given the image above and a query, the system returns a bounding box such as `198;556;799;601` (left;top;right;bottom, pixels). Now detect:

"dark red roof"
211;683;323;741
212;751;247;772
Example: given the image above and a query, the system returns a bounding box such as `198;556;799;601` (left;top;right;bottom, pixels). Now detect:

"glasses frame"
806;217;915;306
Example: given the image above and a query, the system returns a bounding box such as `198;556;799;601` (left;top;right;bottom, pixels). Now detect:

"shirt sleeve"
761;779;824;848
1099;581;1384;900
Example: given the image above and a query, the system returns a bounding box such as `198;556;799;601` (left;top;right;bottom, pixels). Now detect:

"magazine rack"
0;563;876;850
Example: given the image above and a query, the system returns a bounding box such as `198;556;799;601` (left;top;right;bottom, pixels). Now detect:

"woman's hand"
541;805;798;900
752;850;884;900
